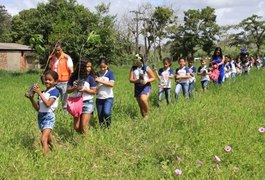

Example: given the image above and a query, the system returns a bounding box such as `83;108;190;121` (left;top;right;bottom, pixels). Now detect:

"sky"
1;0;265;26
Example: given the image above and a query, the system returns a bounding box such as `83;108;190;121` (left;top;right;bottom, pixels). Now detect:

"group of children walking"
25;46;261;155
154;47;262;106
25;57;114;154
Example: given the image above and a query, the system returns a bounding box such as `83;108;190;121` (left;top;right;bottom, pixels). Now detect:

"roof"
0;43;33;51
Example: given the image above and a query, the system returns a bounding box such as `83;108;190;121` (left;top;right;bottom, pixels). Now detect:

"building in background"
0;43;36;71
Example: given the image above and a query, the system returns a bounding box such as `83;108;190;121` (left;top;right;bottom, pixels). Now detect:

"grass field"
0;65;265;179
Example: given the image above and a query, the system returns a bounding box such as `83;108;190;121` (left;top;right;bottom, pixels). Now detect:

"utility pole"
130;10;143;54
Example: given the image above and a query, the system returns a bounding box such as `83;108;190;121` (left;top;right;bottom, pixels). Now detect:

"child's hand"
140;79;146;85
78;88;86;92
33;84;41;94
25;92;33;99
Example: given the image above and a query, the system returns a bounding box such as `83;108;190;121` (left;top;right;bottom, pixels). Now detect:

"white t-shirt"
38;87;60;112
176;67;190;83
53;56;73;72
198;66;210;81
96;70;115;99
158;67;174;88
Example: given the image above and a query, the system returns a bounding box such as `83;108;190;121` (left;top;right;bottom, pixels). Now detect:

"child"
95;57;115;128
230;56;237;78
198;58;210;91
236;56;242;75
256;55;263;69
153;57;174;105
25;70;60;155
187;58;196;98
175;58;190;100
67;60;97;134
242;57;251;75
224;56;232;80
129;54;155;118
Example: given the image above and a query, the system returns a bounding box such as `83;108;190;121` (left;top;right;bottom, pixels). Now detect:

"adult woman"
129;54;155;118
211;47;225;84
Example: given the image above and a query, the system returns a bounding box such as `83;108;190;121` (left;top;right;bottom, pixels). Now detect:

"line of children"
26;48;261;155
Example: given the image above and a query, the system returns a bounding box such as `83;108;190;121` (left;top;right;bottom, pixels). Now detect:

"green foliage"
151;6;175;61
170;6;219;58
238;15;265;54
1;66;265;178
0;5;12;42
9;0;122;65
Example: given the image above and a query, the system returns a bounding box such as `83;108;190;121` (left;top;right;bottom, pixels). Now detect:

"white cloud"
2;0;265;25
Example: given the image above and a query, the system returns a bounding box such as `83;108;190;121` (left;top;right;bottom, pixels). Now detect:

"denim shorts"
82;99;94;114
134;85;151;97
38;112;55;131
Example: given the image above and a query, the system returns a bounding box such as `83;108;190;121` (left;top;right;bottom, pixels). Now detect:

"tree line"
0;0;265;65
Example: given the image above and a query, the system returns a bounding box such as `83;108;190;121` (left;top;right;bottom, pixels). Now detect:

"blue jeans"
96;98;114;128
175;83;189;100
188;81;195;98
56;82;68;109
158;88;171;104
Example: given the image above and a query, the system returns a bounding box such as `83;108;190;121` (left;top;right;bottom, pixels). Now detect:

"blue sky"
1;0;265;26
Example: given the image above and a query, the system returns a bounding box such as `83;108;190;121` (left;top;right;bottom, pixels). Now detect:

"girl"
129;54;155;118
197;57;210;91
153;57;174;105
95;57;115;128
67;60;97;134
211;47;225;84
25;70;60;155
187;58;196;98
175;58;190;100
224;56;232;80
236;56;242;75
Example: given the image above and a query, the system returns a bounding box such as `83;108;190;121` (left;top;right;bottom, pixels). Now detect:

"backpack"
210;68;220;81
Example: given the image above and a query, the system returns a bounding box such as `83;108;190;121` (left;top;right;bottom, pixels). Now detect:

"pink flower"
224;146;232;152
175;169;182;175
214;155;221;162
258;127;265;133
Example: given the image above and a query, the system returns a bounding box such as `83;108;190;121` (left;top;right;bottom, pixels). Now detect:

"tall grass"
0;66;264;179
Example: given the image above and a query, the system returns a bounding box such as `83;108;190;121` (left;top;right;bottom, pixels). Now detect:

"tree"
0;5;12;42
151;6;174;61
10;0;121;65
238;15;265;54
170;6;219;57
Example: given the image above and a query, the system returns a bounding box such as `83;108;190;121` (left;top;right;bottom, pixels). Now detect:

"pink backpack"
67;96;83;118
210;68;220;81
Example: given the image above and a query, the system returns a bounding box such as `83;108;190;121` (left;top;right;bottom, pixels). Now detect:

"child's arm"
25;95;40;111
67;84;76;93
146;68;156;83
95;77;114;87
34;86;56;108
79;87;97;95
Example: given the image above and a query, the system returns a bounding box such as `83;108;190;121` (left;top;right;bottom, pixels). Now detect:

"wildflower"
175;169;182;175
224;145;232;152
214;155;221;162
258;127;265;133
